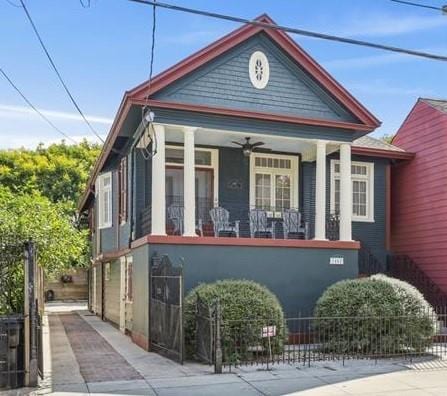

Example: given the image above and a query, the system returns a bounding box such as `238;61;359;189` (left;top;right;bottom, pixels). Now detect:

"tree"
380;134;395;144
0;187;89;314
0;140;101;207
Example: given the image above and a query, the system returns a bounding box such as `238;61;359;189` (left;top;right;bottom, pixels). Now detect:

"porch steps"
387;254;447;310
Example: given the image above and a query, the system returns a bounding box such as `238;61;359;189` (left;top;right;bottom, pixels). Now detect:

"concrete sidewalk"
25;302;447;396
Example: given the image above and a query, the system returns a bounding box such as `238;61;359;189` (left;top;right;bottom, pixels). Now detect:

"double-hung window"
97;172;112;229
330;160;374;222
250;153;298;216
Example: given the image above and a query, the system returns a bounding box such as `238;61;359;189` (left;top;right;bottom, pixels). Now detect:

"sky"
0;0;446;149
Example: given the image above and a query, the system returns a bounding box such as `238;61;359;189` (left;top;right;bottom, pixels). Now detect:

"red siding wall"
392;101;447;292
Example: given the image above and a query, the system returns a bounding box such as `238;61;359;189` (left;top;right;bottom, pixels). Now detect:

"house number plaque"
329;256;344;265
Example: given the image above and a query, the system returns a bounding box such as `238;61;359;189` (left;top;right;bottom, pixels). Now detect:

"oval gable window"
249;51;269;89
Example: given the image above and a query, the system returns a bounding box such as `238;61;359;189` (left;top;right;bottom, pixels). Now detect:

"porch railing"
139;198;348;241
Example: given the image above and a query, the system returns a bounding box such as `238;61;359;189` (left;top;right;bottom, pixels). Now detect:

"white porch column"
183;127;197;236
151;124;166;235
314;140;327;240
339;143;352;241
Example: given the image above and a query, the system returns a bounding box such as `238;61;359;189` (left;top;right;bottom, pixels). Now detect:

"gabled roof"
128;14;380;128
78;14;382;212
420;98;447;114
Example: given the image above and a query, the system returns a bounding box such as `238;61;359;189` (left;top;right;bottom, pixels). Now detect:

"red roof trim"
352;146;415;160
132;98;376;132
129;15;380;128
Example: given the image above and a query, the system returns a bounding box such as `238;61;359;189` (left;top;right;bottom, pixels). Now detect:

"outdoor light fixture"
231;137;268;157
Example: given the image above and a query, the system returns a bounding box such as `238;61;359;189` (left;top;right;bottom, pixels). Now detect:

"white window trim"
97;171;112;229
165;145;219;205
330;160;375;223
249;152;299;216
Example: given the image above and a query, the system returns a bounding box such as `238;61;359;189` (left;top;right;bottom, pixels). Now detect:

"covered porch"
135;122;355;245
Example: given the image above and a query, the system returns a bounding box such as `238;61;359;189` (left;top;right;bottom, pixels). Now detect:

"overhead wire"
139;0;158;159
127;0;447;62
389;0;444;12
18;0;105;143
0;67;78;144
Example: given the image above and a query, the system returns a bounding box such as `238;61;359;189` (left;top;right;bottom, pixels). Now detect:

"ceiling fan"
231;137;270;157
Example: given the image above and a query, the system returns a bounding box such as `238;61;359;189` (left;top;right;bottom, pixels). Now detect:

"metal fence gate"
0;239;42;390
149;254;184;364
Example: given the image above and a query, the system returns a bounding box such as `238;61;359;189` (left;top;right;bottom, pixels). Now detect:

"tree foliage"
0;140;101;207
0;187;89;275
0;187;89;314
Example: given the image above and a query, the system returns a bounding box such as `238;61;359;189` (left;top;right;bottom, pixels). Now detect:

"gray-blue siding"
154;33;357;124
302;155;390;265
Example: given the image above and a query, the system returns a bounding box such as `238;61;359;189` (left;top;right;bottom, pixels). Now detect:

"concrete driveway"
24;302;447;396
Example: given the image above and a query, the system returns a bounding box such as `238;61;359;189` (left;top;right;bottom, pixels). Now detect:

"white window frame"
165;145;219;205
97;171;112;229
249;153;299;217
330;160;375;223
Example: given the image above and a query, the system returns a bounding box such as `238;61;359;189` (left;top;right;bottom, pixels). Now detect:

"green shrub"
314;277;436;355
184;279;285;362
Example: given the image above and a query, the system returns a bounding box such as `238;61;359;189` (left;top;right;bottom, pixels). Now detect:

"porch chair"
209;207;240;237
282;209;309;240
249;208;276;239
167;205;203;236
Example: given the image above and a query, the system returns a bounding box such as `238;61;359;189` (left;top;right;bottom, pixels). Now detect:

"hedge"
184;279;285;362
314;277;436;355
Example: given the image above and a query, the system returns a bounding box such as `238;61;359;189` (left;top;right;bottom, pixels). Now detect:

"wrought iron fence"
193;302;447;371
149;254;184;364
0;316;24;389
0;239;41;389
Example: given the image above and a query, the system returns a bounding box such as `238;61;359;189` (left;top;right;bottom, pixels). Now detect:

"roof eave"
352;146;415;160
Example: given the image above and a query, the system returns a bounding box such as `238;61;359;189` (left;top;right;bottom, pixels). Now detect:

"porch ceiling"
164;125;340;160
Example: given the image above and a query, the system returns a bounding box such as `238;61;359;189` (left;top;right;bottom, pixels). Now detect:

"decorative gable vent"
249;51;269;89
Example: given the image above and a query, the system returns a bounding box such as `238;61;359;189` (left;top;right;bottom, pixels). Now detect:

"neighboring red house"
391;98;447;296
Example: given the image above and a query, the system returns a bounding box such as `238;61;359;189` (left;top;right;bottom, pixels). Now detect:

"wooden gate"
149;254;184;364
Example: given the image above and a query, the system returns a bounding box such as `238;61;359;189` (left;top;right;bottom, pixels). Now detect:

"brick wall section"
392;100;447;292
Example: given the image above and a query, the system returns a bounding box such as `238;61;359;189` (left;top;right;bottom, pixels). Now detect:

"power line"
18;0;105;143
389;0;445;12
127;0;447;62
3;0;21;8
0;67;77;144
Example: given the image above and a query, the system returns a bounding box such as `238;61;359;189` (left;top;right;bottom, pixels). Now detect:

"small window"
118;157;128;224
331;160;374;222
97;172;112;229
249;51;270;89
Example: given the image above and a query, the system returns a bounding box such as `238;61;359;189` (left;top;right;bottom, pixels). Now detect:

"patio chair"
282;209;309;240
249;208;276;239
209;207;240;237
167;205;203;236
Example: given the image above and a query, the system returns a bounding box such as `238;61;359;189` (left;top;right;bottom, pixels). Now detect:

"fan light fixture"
232;137;269;157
